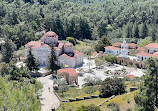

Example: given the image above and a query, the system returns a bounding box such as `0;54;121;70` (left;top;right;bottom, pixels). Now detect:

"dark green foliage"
1;39;16;63
76;104;101;111
103;54;117;64
0;62;31;80
99;78;125;98
49;44;60;73
2;0;158;48
95;35;112;52
26;49;39;71
66;37;76;45
134;57;158;111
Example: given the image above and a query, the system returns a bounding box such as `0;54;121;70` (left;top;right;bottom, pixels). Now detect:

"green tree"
26;48;39;71
99;78;125;98
66;37;76;45
1;39;16;63
0;62;9;76
95;35;112;52
134;57;158;111
49;44;60;73
58;78;69;97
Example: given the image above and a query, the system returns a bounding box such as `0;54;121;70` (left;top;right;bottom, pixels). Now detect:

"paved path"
37;75;60;111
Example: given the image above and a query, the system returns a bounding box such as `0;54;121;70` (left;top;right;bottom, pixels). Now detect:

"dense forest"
1;0;158;48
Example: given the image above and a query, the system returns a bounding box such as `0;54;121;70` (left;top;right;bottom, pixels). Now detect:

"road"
37;75;60;111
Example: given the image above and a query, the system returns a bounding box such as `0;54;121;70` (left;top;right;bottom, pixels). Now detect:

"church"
25;31;84;68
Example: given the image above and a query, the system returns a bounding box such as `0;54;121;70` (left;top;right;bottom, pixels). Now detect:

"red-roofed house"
57;68;78;85
145;43;158;54
125;75;135;79
105;46;120;56
136;52;152;61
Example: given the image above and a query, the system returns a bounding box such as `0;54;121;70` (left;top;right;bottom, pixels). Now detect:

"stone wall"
117;57;145;68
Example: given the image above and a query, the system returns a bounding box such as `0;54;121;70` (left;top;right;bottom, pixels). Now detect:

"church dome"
64;43;73;47
45;31;58;37
153;52;158;57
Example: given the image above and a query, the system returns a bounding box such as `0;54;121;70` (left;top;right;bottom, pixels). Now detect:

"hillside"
1;0;158;48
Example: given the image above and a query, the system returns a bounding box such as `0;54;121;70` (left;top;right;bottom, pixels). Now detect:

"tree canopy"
134;57;158;111
1;0;158;48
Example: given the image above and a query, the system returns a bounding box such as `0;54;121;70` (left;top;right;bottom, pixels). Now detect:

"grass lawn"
58;86;100;100
100;90;137;111
75;40;92;53
57;81;139;111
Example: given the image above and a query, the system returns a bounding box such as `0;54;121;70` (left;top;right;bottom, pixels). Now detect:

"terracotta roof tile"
137;52;152;57
137;47;146;52
145;43;158;49
125;75;135;79
153;52;158;57
105;46;120;50
25;41;50;49
57;68;78;76
113;42;122;47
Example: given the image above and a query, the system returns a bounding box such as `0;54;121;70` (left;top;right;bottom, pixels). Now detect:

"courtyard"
76;57;145;88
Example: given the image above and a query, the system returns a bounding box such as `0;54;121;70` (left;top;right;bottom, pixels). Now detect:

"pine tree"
1;39;16;63
49;44;60;73
26;48;39;71
133;23;139;38
79;18;92;40
141;22;148;38
134;57;158;110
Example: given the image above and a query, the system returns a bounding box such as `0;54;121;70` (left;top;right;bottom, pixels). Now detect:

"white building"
136;52;152;61
25;31;84;68
104;46;120;56
145;43;158;54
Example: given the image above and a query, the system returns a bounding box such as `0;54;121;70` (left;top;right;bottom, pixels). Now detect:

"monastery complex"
25;31;84;68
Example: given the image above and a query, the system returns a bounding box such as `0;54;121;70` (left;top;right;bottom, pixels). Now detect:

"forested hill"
1;0;158;48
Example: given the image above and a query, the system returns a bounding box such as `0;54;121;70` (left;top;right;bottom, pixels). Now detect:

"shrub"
95;35;112;52
66;37;76;45
107;103;120;111
84;86;97;94
76;104;101;111
103;54;117;64
126;108;132;111
99;78;125;98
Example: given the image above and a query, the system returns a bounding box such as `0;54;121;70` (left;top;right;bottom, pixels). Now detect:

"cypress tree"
49;44;60;73
26;48;39;71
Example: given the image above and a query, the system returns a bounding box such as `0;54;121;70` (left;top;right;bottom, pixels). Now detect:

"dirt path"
37;75;60;111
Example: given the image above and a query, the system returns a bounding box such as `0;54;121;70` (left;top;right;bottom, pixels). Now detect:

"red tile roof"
127;43;138;49
60;54;76;60
137;47;146;52
153;52;158;57
25;41;50;49
57;68;78;76
145;43;158;49
41;31;58;39
137;52;152;57
105;46;120;50
64;43;73;47
113;42;122;47
125;75;135;79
